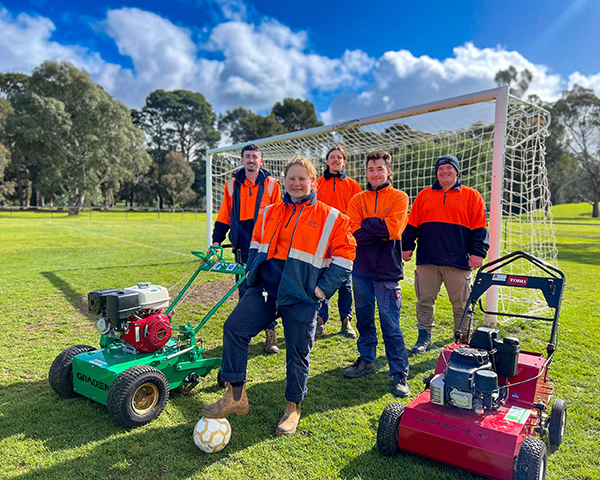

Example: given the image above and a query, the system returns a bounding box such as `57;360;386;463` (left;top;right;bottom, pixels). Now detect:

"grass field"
1;203;599;480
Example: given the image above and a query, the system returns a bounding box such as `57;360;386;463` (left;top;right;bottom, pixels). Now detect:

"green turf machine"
49;247;244;428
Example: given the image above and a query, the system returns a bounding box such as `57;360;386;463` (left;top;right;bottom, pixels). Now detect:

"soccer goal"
206;86;556;323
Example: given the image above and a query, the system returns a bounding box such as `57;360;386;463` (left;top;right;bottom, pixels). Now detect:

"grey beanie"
435;155;460;175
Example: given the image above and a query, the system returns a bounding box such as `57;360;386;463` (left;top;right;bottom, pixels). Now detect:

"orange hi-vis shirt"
316;169;362;214
347;181;409;281
212;168;281;258
246;191;356;305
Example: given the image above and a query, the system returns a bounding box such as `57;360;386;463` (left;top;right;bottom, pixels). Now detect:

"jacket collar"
366;180;392;192
432;178;462;191
283;190;317;206
235;167;270;185
323;167;347;181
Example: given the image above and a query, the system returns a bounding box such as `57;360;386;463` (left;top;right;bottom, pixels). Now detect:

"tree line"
1;61;599;217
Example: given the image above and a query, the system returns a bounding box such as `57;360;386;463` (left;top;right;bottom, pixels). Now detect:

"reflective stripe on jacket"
401;179;490;270
246;191;356;306
347;181;409;281
316;168;362;213
212;168;281;257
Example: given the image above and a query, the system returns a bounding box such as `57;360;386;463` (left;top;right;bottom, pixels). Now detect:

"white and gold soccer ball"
193;416;231;453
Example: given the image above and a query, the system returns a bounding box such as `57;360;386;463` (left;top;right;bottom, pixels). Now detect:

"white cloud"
2;4;600;128
322;43;565;125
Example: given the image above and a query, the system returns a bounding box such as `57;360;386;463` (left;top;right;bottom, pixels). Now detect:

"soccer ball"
193;416;231;453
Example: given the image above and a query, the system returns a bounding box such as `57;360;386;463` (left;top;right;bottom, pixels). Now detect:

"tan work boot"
340;317;357;339
201;383;250;418
265;329;279;354
275;401;301;436
315;316;326;338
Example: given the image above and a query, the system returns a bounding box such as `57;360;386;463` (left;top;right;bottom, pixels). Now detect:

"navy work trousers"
318;276;353;323
221;285;318;403
352;274;409;377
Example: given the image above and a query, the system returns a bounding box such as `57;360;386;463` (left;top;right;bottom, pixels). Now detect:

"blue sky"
1;0;599;123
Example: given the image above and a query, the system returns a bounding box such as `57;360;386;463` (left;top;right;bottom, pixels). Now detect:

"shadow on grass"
338;444;485;480
558;242;600;266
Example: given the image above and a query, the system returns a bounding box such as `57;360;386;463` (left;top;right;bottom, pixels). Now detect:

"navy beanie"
434;155;460;175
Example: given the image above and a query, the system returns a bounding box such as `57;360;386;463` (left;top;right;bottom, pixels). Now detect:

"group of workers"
203;144;490;436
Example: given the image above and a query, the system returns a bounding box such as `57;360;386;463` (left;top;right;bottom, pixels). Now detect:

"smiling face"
366;158;392;189
326;149;346;174
241;149;264;174
437;163;458;189
285;164;315;200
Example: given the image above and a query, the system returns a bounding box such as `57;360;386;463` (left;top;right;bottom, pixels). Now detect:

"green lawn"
0;206;599;480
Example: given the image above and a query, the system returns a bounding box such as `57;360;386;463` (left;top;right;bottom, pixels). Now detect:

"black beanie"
434;155;460;175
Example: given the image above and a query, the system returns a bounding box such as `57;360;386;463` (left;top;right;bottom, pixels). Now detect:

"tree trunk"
593;201;599;218
69;192;86;215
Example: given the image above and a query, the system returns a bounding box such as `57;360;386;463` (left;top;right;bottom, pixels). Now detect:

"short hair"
284;155;317;180
326;145;347;161
365;149;393;179
241;143;262;157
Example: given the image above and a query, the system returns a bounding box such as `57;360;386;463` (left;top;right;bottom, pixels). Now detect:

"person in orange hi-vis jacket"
343;149;411;398
315;145;362;340
211;143;282;354
202;155;356;437
402;155;489;354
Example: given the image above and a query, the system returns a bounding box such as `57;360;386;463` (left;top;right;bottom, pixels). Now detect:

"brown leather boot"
275;401;301;436
315;317;326;338
264;329;279;354
201;383;249;418
340;317;357;339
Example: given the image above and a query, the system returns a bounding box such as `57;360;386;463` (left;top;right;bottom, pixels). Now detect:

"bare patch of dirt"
174;278;239;306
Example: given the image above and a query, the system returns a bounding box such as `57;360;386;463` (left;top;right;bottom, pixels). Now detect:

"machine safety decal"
505;406;531;424
89;359;108;366
492;274;507;281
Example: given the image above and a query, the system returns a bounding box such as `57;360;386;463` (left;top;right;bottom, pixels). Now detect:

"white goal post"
206;86;556;322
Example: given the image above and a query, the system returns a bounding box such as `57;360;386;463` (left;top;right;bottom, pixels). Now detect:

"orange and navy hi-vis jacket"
347;181;409;282
212;168;281;259
316;168;362;213
401;179;490;270
246;191;356;306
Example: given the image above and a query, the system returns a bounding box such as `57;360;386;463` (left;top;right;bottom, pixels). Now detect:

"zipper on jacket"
443;189;448;205
249;185;253;197
284;203;297;228
374;191;379;213
277;204;306;303
333;178;336;192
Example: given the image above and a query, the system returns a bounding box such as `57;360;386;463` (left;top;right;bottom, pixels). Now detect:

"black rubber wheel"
548;399;567;446
107;365;169;428
514;437;547;480
377;402;404;457
48;345;96;398
217;369;226;388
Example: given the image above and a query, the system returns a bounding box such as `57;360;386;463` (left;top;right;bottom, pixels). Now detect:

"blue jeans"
352;274;409;377
222;286;318;402
318;276;353;323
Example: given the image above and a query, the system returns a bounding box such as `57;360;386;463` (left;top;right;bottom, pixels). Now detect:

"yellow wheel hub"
132;382;159;415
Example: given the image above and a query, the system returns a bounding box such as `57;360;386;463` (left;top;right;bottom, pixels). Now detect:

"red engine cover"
121;313;172;353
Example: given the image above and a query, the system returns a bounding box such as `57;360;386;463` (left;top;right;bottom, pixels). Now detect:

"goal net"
207;86;557;323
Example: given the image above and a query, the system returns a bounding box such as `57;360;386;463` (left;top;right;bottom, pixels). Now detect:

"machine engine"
88;283;171;353
430;327;520;414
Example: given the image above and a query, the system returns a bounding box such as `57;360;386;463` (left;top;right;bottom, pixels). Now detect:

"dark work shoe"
343;357;378;379
411;329;432;355
392;373;410;398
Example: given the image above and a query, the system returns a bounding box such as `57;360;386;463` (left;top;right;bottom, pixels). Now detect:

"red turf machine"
377;251;567;480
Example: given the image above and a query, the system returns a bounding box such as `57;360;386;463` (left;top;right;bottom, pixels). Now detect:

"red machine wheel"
107;365;169;428
377;402;404;457
514;437;547;480
548;399;567;446
48;345;96;398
